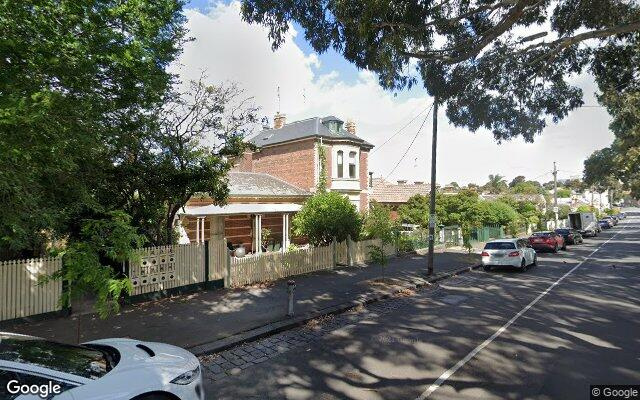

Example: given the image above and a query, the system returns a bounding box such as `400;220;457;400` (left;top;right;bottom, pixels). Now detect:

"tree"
509;176;526;188
0;0;187;258
362;202;397;244
483;174;508;194
241;0;640;142
105;77;258;246
292;192;362;245
556;188;572;198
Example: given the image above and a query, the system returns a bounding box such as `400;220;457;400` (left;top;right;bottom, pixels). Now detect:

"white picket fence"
1;237;397;320
230;243;335;287
0;257;63;322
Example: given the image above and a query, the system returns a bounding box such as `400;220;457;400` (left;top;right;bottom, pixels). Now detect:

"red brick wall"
359;150;369;211
233;152;254;172
250;139;316;191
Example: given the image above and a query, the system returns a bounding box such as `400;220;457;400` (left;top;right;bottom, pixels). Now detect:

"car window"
531;232;550;237
0;335;115;380
484;242;516;250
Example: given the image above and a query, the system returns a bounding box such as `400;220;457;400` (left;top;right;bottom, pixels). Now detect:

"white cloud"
177;1;614;186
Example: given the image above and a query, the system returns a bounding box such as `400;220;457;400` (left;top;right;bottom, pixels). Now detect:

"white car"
481;238;537;272
0;332;204;400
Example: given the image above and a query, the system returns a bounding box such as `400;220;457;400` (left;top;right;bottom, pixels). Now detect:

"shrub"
292;191;362;245
361;202;397;244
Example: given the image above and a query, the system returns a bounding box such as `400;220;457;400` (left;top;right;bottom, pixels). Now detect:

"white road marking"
415;226;628;400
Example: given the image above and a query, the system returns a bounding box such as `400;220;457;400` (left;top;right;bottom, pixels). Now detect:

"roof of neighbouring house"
371;178;431;204
227;171;311;197
250;116;374;148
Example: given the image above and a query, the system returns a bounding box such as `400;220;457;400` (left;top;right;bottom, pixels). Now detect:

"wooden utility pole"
427;97;438;276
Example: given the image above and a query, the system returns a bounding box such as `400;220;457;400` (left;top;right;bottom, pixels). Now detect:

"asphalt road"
203;210;640;400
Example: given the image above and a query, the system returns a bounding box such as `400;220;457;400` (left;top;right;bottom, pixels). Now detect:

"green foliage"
556;188;572;198
0;0;187;258
483;174;508;194
241;1;640;142
511;181;546;195
317;145;328;192
261;228;271;248
292;191;362;245
558;204;572;220
45;212;143;319
361;202;397;244
367;245;387;266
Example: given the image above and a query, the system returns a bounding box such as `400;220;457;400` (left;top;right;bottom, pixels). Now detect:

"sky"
178;1;615;186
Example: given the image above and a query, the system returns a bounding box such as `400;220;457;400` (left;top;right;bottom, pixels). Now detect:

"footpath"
5;250;480;354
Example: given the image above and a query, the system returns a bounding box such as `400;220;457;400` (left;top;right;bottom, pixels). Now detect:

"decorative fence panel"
129;243;205;296
0;257;62;322
229;243;335;287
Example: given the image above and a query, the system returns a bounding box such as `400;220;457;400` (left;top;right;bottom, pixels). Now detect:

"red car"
528;231;566;252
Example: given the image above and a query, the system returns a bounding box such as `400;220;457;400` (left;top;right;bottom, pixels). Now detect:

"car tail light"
508;251;520;257
481;251;489;257
545;237;555;243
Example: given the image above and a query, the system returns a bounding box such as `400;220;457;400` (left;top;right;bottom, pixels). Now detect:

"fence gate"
208;216;227;284
443;226;461;246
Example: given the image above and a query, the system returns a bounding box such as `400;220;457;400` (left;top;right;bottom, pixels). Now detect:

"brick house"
234;113;375;211
178;171;311;253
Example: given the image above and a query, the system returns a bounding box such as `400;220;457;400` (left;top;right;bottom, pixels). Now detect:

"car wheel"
519;258;527;272
483;265;491;272
561;242;567;250
532;255;537;266
553;244;558;253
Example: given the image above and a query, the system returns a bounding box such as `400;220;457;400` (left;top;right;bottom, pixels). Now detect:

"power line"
370;103;432;155
385;103;434;179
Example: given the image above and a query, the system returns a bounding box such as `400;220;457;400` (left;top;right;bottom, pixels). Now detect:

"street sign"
553;206;559;213
429;214;437;228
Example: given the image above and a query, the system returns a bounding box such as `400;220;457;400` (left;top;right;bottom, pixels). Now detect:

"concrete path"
3;250;479;350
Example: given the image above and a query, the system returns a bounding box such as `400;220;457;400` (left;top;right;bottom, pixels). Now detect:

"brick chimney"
345;120;356;134
414;181;424;185
273;112;286;129
397;180;407;185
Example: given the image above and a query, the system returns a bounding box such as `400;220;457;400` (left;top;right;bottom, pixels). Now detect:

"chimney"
369;172;373;188
414;181;424;185
345;120;356;134
397;180;407;185
273;112;286;129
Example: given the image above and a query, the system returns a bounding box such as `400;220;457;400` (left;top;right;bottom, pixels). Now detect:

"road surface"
201;210;640;400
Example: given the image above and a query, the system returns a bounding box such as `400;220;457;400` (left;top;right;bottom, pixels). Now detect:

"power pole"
427;97;438;276
553;161;558;228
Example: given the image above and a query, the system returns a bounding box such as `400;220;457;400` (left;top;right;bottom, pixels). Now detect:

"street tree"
509;176;526;188
0;0;187;258
241;0;640;141
105;77;258;246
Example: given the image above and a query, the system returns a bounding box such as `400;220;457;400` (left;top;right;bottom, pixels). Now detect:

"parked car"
603;216;618;226
554;228;583;245
0;332;204;400
598;219;613;229
528;231;566;252
481;238;537;272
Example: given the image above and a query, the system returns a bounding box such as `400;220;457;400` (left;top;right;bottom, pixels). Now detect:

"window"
348;151;357;178
337;150;343;178
483;242;516;250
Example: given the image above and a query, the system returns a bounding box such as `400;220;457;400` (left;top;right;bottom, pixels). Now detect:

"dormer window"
328;121;342;133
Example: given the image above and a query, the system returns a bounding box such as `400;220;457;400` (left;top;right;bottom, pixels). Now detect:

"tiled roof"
371;178;430;203
250;116;374;148
228;172;311;197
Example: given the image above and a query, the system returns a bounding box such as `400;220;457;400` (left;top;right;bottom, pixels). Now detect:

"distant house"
178;171;311;253
234;113;374;211
370;178;431;219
